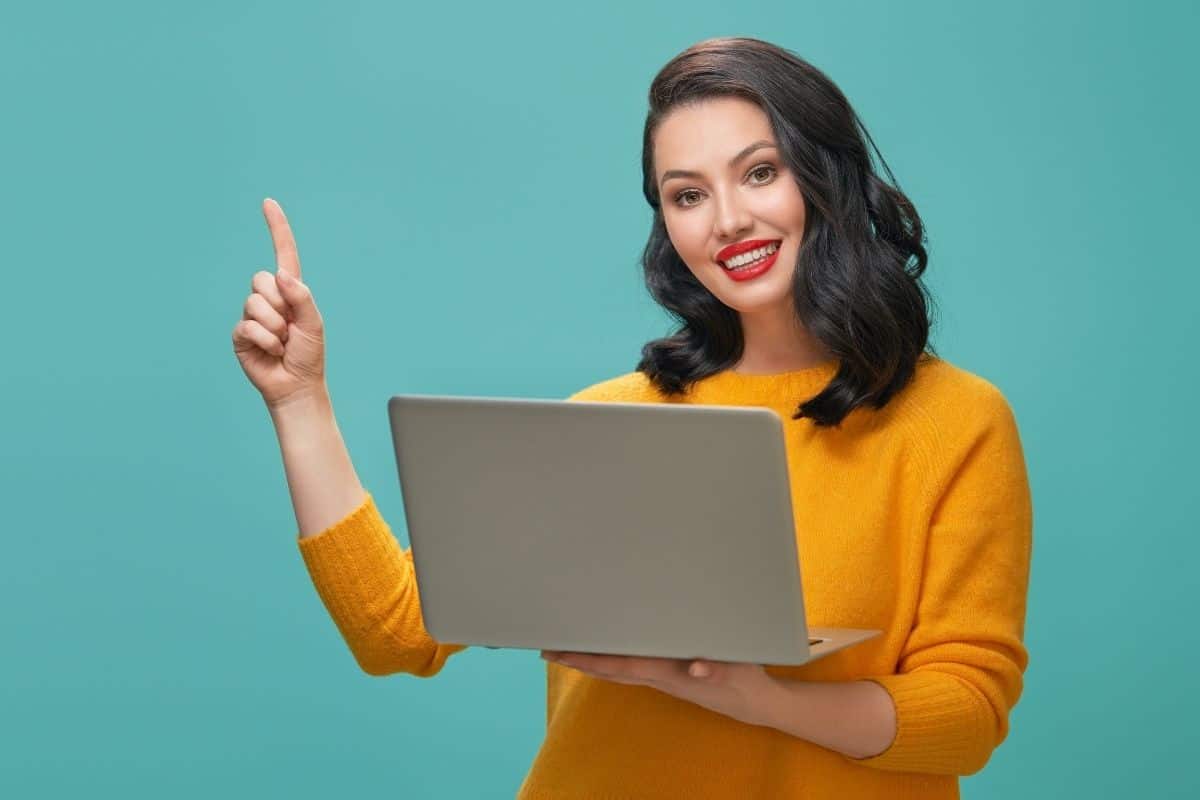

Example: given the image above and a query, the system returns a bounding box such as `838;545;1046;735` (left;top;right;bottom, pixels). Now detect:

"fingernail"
277;270;294;285
689;663;710;678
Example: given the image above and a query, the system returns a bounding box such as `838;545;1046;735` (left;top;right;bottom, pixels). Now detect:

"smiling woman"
245;35;1032;800
637;40;933;426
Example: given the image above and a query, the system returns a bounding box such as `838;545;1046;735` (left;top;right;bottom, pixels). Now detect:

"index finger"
262;197;302;279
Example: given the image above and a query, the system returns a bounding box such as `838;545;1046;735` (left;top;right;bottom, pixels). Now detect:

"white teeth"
722;241;778;269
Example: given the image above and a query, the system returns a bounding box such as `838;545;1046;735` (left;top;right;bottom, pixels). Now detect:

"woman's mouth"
720;240;781;282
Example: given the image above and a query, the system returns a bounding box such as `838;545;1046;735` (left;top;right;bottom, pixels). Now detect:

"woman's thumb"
275;270;322;332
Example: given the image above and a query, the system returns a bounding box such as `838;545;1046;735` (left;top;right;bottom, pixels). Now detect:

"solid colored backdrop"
1;0;1196;797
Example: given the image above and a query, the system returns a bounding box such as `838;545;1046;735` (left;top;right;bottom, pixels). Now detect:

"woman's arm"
755;678;897;760
843;388;1033;775
275;384;467;676
746;387;1031;772
270;384;368;539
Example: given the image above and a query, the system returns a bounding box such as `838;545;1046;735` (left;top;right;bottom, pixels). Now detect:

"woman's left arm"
753;676;898;759
831;387;1034;775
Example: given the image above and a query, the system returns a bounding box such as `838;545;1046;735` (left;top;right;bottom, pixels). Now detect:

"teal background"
1;0;1195;797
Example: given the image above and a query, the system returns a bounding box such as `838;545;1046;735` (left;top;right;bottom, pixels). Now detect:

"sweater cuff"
849;671;992;775
295;491;402;626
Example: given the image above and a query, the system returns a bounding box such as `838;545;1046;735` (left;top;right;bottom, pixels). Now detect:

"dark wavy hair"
636;37;937;427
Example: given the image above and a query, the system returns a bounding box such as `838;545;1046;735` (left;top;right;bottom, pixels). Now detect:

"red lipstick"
715;239;782;283
715;238;780;263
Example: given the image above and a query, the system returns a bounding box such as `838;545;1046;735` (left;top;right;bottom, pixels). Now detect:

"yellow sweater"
296;355;1032;799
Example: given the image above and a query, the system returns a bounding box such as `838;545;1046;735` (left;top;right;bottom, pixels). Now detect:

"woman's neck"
734;306;833;375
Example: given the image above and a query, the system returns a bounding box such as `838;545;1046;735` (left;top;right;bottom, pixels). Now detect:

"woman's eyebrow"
659;140;777;188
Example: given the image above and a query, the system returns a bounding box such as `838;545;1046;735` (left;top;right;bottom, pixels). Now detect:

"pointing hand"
232;198;328;410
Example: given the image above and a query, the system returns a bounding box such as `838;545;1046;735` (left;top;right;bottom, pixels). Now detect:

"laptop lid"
387;393;878;666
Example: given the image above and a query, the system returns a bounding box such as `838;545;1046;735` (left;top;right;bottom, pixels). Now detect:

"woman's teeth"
722;241;779;270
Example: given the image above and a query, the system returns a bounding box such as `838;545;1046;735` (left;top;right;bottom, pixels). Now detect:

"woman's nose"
712;193;752;241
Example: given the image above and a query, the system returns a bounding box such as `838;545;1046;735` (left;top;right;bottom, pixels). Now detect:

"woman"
232;37;1032;799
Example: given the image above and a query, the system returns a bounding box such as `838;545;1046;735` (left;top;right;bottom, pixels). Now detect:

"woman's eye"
675;190;702;207
749;164;776;183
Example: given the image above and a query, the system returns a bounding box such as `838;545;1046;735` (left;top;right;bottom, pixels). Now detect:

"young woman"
232;37;1032;800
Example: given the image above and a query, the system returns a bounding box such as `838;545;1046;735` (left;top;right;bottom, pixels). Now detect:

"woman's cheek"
673;222;713;265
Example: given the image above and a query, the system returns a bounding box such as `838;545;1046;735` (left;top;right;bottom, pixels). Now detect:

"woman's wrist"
758;677;897;760
268;384;333;429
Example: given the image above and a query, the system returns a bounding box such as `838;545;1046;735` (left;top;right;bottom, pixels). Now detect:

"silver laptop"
386;393;880;666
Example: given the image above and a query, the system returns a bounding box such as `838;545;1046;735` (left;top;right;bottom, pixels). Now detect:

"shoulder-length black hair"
636;37;937;427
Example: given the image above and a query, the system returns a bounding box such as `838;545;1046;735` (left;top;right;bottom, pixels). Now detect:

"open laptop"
386;393;880;666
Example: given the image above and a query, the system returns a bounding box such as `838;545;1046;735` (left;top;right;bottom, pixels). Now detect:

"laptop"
386;393;880;666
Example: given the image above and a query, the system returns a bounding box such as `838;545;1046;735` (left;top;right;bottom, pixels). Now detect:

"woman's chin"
716;286;796;316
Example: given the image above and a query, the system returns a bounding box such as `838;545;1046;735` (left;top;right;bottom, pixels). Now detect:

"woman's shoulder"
903;354;1015;413
882;354;1023;453
887;355;1031;515
567;370;663;403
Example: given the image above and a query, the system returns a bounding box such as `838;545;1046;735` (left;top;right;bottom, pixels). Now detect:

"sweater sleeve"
849;387;1033;775
296;491;468;677
294;375;642;677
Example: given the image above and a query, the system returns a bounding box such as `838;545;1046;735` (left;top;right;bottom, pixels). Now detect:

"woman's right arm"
233;198;466;676
271;386;466;676
269;386;368;539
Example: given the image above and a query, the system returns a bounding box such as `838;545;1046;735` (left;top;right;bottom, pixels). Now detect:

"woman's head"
652;95;807;323
636;37;936;427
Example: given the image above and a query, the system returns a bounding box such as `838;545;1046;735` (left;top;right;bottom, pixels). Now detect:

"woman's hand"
541;650;779;728
232;198;328;410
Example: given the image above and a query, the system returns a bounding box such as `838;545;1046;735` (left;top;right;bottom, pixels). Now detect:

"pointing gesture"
232;198;327;409
264;196;303;281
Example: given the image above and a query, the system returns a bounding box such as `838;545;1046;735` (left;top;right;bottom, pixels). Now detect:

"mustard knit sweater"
296;354;1033;799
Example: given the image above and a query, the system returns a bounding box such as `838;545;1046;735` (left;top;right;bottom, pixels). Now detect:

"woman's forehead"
654;99;776;174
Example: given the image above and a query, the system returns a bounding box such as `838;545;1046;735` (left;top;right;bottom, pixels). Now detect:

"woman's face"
653;96;806;317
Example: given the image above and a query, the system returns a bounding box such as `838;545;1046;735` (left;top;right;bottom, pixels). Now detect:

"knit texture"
296;354;1032;799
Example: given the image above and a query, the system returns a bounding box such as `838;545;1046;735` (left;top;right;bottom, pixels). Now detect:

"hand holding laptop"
540;649;778;726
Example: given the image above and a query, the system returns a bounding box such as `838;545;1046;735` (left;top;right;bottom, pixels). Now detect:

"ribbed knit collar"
686;358;840;409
